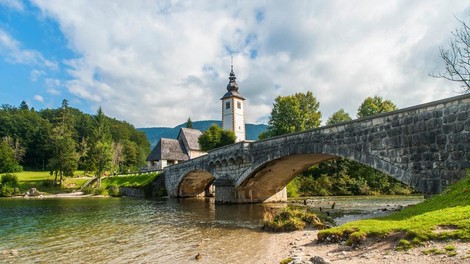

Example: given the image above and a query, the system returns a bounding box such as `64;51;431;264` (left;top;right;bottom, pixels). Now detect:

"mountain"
138;120;268;148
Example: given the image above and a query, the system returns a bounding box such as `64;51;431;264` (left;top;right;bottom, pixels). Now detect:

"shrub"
107;185;121;197
261;207;325;232
1;173;18;186
0;185;20;197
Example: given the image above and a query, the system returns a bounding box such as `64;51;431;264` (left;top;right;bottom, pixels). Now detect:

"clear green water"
0;197;271;264
0;195;424;263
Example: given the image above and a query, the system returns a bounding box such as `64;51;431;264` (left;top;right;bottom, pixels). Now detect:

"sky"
0;0;469;128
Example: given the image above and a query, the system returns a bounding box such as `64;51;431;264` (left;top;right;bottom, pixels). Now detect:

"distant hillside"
138;120;268;148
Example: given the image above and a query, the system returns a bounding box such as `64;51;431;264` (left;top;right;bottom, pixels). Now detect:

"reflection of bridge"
164;94;470;203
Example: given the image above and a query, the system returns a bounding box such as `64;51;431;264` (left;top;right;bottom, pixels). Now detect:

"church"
145;64;246;170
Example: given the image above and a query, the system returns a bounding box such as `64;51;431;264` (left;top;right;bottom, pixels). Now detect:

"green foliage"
356;96;398;118
0;137;23;173
186;117;193;128
318;172;470;246
326;108;352;125
261;207;325;232
0;102;149;173
107;185;121;197
0;173;20;197
198;124;236;151
286;178;300;197
262;91;321;138
1;173;18;186
289;158;413;197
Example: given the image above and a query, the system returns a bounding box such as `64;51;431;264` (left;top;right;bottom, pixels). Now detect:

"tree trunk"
54;171;58;187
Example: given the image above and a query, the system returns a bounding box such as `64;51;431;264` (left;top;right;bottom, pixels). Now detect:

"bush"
107;185;121;197
261;207;325;232
1;173;18;186
0;185;20;197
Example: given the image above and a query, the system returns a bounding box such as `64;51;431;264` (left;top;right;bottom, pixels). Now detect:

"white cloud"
30;0;470;127
0;0;24;11
0;28;58;69
33;94;44;102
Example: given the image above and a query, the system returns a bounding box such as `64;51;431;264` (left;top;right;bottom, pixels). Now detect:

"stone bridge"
164;94;470;203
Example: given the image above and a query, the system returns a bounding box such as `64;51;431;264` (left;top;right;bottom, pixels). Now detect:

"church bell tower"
221;63;245;142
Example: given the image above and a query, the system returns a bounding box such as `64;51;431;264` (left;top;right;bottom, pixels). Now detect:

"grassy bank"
101;173;159;188
1;171;161;196
83;172;162;196
318;173;470;248
1;170;89;195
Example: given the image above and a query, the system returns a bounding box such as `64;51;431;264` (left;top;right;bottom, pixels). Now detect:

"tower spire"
227;57;238;92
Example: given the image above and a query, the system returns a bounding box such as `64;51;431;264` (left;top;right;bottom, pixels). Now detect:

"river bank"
260;229;470;264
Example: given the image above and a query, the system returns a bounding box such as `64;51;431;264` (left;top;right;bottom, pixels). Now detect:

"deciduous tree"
198;124;236;151
357;96;397;118
326;109;352;125
261;91;321;138
433;17;470;92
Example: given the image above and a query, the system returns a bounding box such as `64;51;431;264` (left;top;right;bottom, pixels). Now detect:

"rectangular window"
226;102;230;109
237;102;241;109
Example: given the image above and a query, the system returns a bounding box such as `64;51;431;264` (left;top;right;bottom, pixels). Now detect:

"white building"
221;64;246;142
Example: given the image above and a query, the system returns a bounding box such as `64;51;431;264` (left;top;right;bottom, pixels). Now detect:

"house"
145;127;206;170
177;127;206;159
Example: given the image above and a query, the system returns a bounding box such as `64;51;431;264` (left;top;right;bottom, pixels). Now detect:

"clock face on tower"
221;64;245;142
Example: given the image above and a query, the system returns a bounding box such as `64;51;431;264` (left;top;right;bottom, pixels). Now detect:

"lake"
0;195;423;263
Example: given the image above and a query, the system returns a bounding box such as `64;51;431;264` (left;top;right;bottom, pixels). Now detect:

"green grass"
318;172;470;246
2;170;89;194
261;207;326;232
100;172;160;188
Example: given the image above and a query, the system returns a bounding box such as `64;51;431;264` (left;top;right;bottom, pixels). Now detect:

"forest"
0;100;149;183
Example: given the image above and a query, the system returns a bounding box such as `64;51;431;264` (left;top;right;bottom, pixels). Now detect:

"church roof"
178;127;203;151
221;64;245;100
146;138;189;161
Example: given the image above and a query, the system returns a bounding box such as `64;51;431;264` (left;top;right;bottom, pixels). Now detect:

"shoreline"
259;229;470;264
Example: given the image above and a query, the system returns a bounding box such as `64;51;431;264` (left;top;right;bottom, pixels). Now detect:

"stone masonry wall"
165;94;470;201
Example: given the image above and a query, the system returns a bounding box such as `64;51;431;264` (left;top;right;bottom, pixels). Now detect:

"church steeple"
221;60;246;142
226;64;239;92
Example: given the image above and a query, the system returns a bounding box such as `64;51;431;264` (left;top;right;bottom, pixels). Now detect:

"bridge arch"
235;146;415;202
177;169;215;197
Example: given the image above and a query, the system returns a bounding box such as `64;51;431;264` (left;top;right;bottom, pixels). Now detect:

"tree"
357;96;397;118
198;124;236;151
19;100;29;111
0;137;22;173
186;117;193;128
86;107;113;186
261;91;321;138
433;17;470;92
48;127;79;186
326;109;352;125
47;101;79;186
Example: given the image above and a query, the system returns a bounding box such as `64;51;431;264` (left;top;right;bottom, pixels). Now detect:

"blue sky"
0;0;469;127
